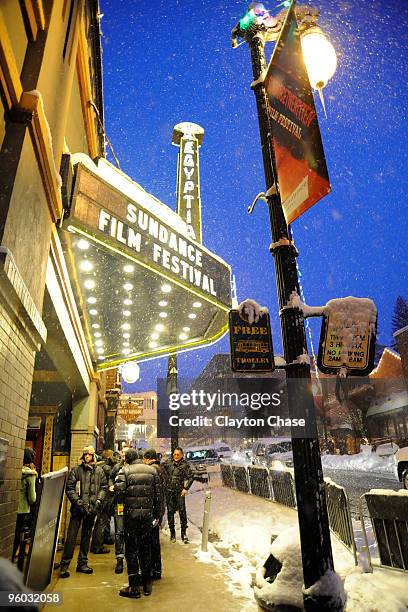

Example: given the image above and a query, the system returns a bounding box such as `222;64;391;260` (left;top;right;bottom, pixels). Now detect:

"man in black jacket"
162;447;194;543
114;448;163;599
59;446;107;578
143;449;164;580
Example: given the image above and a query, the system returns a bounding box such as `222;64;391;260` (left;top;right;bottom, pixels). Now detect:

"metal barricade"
232;465;250;493
360;491;408;572
247;465;272;499
269;469;296;508
220;463;235;488
324;478;357;565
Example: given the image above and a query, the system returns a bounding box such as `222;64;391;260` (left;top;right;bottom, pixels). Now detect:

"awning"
60;155;232;370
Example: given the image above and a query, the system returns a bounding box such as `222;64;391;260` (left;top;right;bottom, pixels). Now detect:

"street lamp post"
232;3;341;610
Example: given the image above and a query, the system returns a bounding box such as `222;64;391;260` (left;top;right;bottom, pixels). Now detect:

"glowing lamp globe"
300;26;337;90
121;361;140;384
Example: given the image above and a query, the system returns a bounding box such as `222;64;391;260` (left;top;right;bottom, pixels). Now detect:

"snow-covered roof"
366;391;408;417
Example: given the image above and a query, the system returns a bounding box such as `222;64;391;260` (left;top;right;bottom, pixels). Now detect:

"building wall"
0;0;104;559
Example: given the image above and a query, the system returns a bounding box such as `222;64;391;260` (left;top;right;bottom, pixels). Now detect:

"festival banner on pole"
264;2;331;223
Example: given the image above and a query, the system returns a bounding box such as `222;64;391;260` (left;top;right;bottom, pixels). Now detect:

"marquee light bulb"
161;284;172;293
80;260;94;272
77;239;90;250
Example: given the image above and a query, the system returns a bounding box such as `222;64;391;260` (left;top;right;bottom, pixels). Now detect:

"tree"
392;295;408;348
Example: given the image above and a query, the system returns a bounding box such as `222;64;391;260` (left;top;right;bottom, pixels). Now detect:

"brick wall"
0;302;36;558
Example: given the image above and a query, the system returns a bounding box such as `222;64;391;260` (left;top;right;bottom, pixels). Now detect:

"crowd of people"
58;445;195;599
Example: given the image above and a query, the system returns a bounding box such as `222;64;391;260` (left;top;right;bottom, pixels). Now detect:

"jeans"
114;510;125;559
166;491;187;532
90;511;110;551
60;512;95;569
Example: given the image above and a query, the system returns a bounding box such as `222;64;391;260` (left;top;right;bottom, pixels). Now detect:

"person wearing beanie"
12;448;37;565
59;446;107;578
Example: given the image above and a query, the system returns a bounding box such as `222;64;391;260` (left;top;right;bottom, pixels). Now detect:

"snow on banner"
264;2;331;224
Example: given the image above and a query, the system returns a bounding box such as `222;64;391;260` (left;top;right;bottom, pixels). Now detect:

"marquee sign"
68;164;230;307
61;157;232;370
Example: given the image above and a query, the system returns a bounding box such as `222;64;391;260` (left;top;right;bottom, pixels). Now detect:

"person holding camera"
59;446;107;578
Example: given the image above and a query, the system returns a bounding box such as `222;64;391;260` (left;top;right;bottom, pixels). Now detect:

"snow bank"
321;449;395;474
303;569;346;606
254;527;304;609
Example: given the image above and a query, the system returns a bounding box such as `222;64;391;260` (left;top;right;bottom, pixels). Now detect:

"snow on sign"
229;308;275;372
317;297;377;375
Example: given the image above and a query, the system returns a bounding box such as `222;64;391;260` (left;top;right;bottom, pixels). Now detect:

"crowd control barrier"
324;478;357;564
269;469;296;508
221;463;360;564
360;491;408;572
232;465;250;493
247;465;272;499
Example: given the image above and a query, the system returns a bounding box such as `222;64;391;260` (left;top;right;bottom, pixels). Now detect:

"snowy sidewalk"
186;482;408;611
47;530;253;612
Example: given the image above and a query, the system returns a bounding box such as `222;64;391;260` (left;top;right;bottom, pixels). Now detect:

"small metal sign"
317;312;377;376
229;310;275;372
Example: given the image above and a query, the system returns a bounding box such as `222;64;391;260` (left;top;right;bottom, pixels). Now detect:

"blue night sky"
99;0;408;391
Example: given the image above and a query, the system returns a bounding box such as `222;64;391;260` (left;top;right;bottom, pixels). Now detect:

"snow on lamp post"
231;2;342;610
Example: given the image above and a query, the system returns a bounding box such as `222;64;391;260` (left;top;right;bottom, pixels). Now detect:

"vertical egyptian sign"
172;122;203;243
264;3;331;224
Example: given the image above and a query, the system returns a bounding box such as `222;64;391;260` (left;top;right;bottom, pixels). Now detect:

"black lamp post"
232;4;342;610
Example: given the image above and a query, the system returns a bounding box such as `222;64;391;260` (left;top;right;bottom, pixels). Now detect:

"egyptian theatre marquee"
60;124;232;370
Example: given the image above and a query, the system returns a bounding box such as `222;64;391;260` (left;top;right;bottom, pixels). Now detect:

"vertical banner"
173;122;203;243
264;3;331;224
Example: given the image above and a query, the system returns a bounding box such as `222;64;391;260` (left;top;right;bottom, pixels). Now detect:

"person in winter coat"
90;449;115;554
114;448;163;599
12;448;37;563
162;447;194;543
59;446;107;578
143;449;165;580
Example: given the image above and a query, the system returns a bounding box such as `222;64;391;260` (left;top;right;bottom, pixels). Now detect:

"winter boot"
76;564;93;574
170;529;176;542
143;580;153;596
114;558;123;574
119;586;140;599
119;573;141;598
181;529;189;543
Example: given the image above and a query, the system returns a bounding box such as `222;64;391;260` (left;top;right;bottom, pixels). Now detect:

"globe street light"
231;2;342;610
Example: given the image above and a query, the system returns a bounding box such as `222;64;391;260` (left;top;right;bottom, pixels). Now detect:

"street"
323;467;403;516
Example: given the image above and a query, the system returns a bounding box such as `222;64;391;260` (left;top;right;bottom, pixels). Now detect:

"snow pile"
321;448;395;474
344;566;408;612
303;569;346;607
368;488;408;497
254;526;304;609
